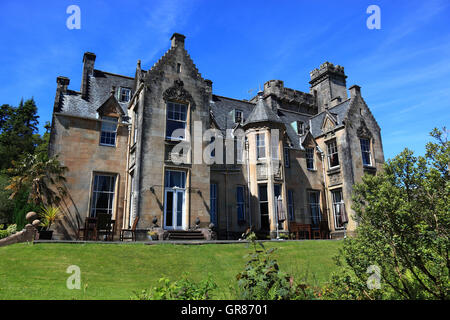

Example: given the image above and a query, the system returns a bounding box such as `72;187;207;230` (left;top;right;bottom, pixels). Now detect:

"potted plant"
147;230;158;241
38;205;61;240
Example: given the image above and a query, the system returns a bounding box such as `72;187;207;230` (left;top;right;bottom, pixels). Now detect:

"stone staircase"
166;230;205;241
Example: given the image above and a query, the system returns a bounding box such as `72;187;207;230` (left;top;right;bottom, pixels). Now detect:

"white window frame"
119;87;132;102
306;147;315;170
327;139;340;169
360;138;372;166
165;102;188;141
100;116;118;147
331;189;345;230
90;173;116;217
256;133;266;160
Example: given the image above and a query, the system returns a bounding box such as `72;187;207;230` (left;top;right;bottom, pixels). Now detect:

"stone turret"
309;62;348;113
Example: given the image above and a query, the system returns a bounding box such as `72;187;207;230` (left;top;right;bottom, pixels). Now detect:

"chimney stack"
349;85;361;98
56;76;70;93
53;76;70;112
170;33;186;49
81;52;96;100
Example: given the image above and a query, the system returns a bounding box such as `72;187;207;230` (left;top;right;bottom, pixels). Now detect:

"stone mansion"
49;33;384;240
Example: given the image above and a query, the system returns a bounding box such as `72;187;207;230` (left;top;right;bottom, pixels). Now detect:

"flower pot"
39;230;53;240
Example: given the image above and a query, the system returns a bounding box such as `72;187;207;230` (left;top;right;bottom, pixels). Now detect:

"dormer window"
235;110;243;123
119;87;132;102
297;121;305;135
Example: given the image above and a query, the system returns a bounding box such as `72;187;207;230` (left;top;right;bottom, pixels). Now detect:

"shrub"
0;224;17;239
323;128;449;300
236;232;317;300
132;274;217;300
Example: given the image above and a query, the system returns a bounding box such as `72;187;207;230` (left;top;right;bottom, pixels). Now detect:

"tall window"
258;184;270;230
236;186;246;223
308;191;321;227
284;147;290;167
119;87;132;102
166;102;187;140
360;138;372;166
210;184;217;225
91;174;116;217
100;116;118;146
288;190;294;221
327;139;339;168
256;133;266;160
306;147;315;170
332;189;347;229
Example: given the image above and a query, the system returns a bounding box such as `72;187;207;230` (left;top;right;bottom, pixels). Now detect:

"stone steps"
167;230;205;241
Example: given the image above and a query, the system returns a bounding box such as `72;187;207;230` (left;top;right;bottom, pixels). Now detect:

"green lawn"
0;240;342;299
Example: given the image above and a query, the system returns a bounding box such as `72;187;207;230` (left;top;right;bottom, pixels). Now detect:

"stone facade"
49;33;384;240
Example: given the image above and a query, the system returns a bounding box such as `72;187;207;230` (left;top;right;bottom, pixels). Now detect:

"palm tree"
6;153;68;206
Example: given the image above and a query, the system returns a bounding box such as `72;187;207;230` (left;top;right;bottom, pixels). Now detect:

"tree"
323;127;449;300
0;174;14;224
6;153;68;207
0;99;40;171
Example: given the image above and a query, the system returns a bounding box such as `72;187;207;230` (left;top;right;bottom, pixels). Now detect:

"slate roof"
244;92;283;126
310;99;351;138
210;95;255;131
57;70;134;121
210;94;314;149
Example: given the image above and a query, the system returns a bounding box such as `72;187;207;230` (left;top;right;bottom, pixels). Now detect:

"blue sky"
0;0;448;160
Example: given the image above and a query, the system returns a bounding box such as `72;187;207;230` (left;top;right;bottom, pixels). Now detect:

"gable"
322;113;337;133
96;95;125;117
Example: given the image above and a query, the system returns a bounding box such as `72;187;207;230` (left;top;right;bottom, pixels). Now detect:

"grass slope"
0;240;341;299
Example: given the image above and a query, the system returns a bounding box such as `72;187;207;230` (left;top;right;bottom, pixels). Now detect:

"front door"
164;170;186;230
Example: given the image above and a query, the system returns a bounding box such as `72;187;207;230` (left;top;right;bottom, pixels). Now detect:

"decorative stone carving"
357;119;372;138
163;79;196;109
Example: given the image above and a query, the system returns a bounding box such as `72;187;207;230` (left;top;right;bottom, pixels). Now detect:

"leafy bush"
0;224;17;239
132;274;217;300
236;232;317;300
323;128;449;300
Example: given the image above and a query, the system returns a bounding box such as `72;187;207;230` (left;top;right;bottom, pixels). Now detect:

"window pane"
259;185;268;202
91;174;115;217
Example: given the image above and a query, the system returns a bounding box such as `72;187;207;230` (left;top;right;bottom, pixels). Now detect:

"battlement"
260;80;315;106
309;62;346;86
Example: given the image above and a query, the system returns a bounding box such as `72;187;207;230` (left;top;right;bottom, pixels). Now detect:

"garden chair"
77;217;97;240
95;213;113;241
120;216;139;241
